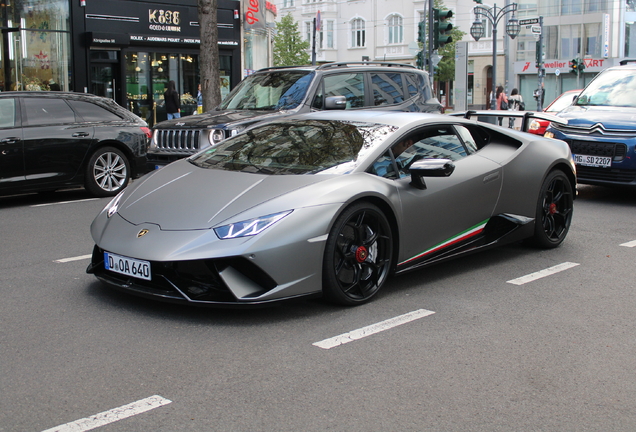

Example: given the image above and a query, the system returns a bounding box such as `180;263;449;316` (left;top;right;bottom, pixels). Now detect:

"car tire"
529;170;573;248
322;202;393;305
85;146;131;197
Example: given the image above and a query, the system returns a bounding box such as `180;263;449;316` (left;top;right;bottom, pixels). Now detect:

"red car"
528;90;581;135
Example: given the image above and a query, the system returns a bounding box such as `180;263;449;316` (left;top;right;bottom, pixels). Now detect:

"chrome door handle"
72;132;90;137
0;137;19;144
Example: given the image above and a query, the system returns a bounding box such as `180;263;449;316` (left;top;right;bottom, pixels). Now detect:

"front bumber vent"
87;245;278;306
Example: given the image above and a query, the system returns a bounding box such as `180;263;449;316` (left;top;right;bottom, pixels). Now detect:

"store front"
514;57;614;109
72;0;240;125
1;0;71;92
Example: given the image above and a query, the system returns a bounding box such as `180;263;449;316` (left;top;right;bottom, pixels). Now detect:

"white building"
275;0;631;109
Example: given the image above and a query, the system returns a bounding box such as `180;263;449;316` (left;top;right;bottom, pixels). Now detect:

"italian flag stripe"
399;219;489;266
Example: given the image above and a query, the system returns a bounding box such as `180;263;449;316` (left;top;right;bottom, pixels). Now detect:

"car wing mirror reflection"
409;158;455;190
325;96;347;110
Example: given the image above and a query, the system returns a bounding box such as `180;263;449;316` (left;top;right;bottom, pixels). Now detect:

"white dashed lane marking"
54;254;93;263
313;309;436;350
507;262;580;285
31;198;99;208
620;240;636;247
41;395;172;432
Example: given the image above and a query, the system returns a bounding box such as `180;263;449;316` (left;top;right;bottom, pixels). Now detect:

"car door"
390;124;503;268
20;96;95;186
0;97;25;191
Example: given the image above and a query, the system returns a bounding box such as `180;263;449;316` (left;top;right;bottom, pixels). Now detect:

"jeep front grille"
155;129;202;152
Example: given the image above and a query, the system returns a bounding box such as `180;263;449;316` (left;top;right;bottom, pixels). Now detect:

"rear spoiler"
449;110;567;133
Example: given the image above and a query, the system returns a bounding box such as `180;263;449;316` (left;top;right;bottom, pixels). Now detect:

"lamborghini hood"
117;160;330;230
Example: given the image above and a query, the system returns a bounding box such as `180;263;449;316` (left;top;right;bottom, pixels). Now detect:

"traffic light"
571;58;585;76
416;51;424;69
432;8;453;50
418;21;426;44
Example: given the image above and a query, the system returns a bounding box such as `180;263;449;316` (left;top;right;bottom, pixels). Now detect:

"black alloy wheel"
531;170;573;248
85;146;131;197
323;202;393;305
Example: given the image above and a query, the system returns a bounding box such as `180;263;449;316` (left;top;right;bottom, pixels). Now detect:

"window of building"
305;21;312;43
327;21;335;48
544;25;559;59
560;25;581;59
283;0;295;7
351;18;366;48
0;0;71;92
561;0;582;15
584;23;602;57
585;0;607;13
387;15;404;45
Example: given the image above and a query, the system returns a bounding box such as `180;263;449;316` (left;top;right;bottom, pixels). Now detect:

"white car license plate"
573;154;612;168
104;252;151;281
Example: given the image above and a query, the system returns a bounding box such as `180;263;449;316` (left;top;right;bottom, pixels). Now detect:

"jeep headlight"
208;129;225;144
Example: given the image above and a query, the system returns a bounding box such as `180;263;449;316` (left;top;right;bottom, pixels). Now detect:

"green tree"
273;14;311;66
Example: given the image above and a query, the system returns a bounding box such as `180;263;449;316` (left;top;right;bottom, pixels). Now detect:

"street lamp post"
470;3;520;110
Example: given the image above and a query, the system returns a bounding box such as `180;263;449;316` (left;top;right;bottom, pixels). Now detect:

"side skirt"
395;213;533;275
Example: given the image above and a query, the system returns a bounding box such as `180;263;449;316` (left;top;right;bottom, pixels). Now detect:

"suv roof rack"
255;65;318;73
619;59;636;65
316;61;417;70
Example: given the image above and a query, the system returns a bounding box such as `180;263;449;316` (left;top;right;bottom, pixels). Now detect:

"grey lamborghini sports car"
87;111;576;307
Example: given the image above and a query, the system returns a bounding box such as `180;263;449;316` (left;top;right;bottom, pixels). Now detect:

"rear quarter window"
371;72;405;106
68;100;123;122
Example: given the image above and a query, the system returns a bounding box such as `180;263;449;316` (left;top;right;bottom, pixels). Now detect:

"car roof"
0;91;108;100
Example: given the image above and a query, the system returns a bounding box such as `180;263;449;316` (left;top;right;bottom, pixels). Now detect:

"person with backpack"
508;88;524;128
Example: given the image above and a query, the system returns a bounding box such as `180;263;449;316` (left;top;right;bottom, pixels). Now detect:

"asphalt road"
1;184;636;431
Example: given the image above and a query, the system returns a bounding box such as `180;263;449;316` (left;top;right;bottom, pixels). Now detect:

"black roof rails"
317;61;416;70
619;59;636;65
252;61;418;73
254;65;317;73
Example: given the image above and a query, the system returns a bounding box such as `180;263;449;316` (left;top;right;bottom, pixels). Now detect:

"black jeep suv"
148;62;442;169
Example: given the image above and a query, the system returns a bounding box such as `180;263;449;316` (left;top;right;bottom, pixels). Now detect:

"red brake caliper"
355;246;368;263
549;203;558;215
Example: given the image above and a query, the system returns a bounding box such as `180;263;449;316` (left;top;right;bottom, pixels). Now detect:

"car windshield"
547;92;579;112
189;120;397;175
218;71;314;111
575;69;636;107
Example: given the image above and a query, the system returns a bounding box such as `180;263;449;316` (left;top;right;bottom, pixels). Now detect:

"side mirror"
325;96;347;110
409;158;455;190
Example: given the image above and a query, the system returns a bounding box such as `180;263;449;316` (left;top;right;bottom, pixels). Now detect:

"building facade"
278;0;634;110
1;0;242;125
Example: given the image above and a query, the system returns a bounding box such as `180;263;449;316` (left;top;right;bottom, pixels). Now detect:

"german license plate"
104;252;151;281
573;154;612;168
